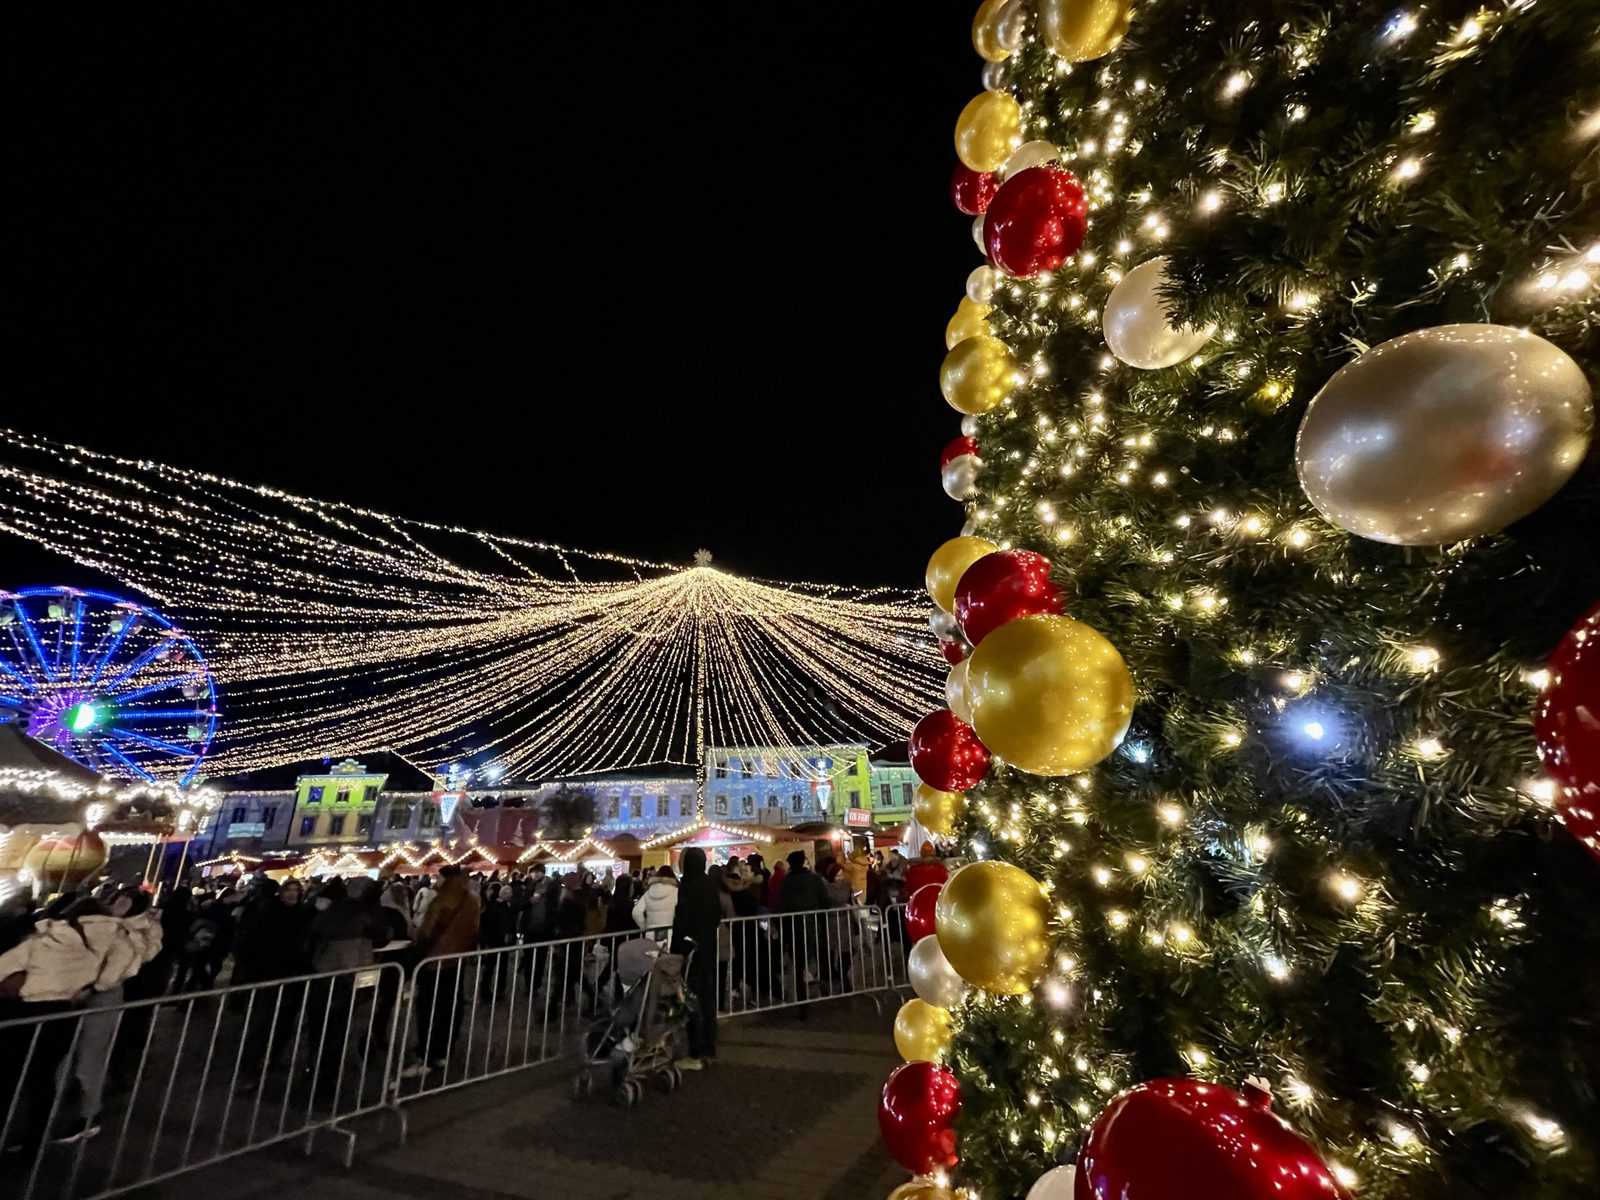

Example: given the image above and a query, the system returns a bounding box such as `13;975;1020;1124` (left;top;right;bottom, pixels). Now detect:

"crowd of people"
0;840;936;1156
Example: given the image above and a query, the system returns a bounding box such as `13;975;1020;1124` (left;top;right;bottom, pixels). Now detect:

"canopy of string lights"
0;428;944;781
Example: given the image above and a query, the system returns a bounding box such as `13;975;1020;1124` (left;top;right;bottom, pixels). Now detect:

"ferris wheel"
0;586;219;786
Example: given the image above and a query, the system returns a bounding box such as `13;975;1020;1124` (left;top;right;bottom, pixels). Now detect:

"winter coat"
670;850;721;957
843;850;872;898
417;875;481;960
235;899;313;983
632;878;679;932
764;865;787;910
779;865;833;913
412;886;435;924
308;899;390;974
823;873;854;909
0;913;163;1002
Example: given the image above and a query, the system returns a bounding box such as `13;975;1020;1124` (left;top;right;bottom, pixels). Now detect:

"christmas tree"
898;2;1600;1198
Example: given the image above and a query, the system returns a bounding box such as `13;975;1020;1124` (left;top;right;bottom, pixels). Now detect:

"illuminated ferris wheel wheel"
0;586;219;786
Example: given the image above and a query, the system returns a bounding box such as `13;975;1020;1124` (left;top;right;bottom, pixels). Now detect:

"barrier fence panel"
0;962;404;1200
389;926;670;1111
0;905;916;1197
716;904;906;1018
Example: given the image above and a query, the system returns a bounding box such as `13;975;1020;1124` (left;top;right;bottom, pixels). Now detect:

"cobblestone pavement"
126;997;907;1200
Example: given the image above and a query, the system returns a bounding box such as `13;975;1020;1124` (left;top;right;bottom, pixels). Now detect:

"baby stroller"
572;937;695;1107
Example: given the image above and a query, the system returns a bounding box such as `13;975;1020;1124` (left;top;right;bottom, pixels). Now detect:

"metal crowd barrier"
716;903;908;1018
0;962;404;1200
385;925;669;1122
0;902;915;1196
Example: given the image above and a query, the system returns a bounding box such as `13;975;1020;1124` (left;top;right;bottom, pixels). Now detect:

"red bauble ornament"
951;164;999;216
1535;600;1600;863
879;1061;962;1174
983;166;1088;277
905;859;950;899
906;881;942;943
1076;1079;1350;1200
939;436;980;468
954;550;1065;646
939;637;969;665
910;709;990;791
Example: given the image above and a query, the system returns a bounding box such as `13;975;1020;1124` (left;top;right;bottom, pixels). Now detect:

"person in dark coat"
670;847;722;1068
778;851;832;913
236;879;314;1090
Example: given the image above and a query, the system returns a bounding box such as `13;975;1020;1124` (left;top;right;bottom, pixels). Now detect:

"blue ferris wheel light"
0;586;220;786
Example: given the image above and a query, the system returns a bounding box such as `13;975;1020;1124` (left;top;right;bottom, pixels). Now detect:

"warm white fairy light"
0;428;943;781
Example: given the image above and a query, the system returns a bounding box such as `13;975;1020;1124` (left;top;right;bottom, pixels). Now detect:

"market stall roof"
638;817;778;853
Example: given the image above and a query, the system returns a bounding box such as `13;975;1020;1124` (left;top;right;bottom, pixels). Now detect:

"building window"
765;759;778;779
714;757;726;779
880;784;891;806
363;785;378;804
357;813;373;836
646;796;657;818
849;759;860;776
767;794;778;807
231;805;246;824
678;796;689;817
335;788;351;806
607;796;620;819
262;805;277;829
742;795;754;816
419;804;437;830
307;786;323;804
901;782;913;805
791;794;803;813
299;816;316;837
715;796;728;816
328;815;346;837
387;803;410;830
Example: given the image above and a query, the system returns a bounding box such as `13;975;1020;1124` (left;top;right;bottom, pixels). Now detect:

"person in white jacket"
0;887;162;1149
631;866;679;937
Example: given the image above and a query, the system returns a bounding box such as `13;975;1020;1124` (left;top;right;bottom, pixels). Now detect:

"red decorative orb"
1075;1079;1351;1200
951;163;999;216
879;1061;962;1174
1535;600;1600;863
954;550;1065;646
938;637;969;665
940;436;981;468
906;881;942;943
910;709;990;792
983;166;1088;277
905;859;950;899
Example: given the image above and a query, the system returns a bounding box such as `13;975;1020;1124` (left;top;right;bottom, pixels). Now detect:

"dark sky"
13;3;978;589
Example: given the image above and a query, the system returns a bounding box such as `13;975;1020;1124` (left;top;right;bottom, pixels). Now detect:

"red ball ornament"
954;550;1065;646
879;1061;962;1174
951;163;999;216
983;166;1088;277
938;637;969;665
1535;600;1600;863
906;881;942;943
941;434;983;502
1075;1079;1351;1200
905;858;950;899
910;709;990;792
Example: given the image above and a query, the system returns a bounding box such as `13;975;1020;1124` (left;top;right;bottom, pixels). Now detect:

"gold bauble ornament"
935;860;1050;994
925;535;997;612
954;91;1022;173
1038;0;1131;63
914;782;965;837
894;997;954;1063
940;335;1018;417
889;1181;955;1200
972;0;1015;63
945;297;992;351
967;614;1134;776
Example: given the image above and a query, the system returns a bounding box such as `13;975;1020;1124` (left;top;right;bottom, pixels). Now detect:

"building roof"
213;749;441;794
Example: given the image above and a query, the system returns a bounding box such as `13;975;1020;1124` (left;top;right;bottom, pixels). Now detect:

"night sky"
13;4;980;589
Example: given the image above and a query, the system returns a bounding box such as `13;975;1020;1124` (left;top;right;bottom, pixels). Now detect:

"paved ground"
126;997;907;1200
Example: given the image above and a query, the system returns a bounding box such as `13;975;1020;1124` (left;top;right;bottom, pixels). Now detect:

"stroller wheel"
572;1070;593;1100
670;1066;684;1088
655;1069;676;1093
